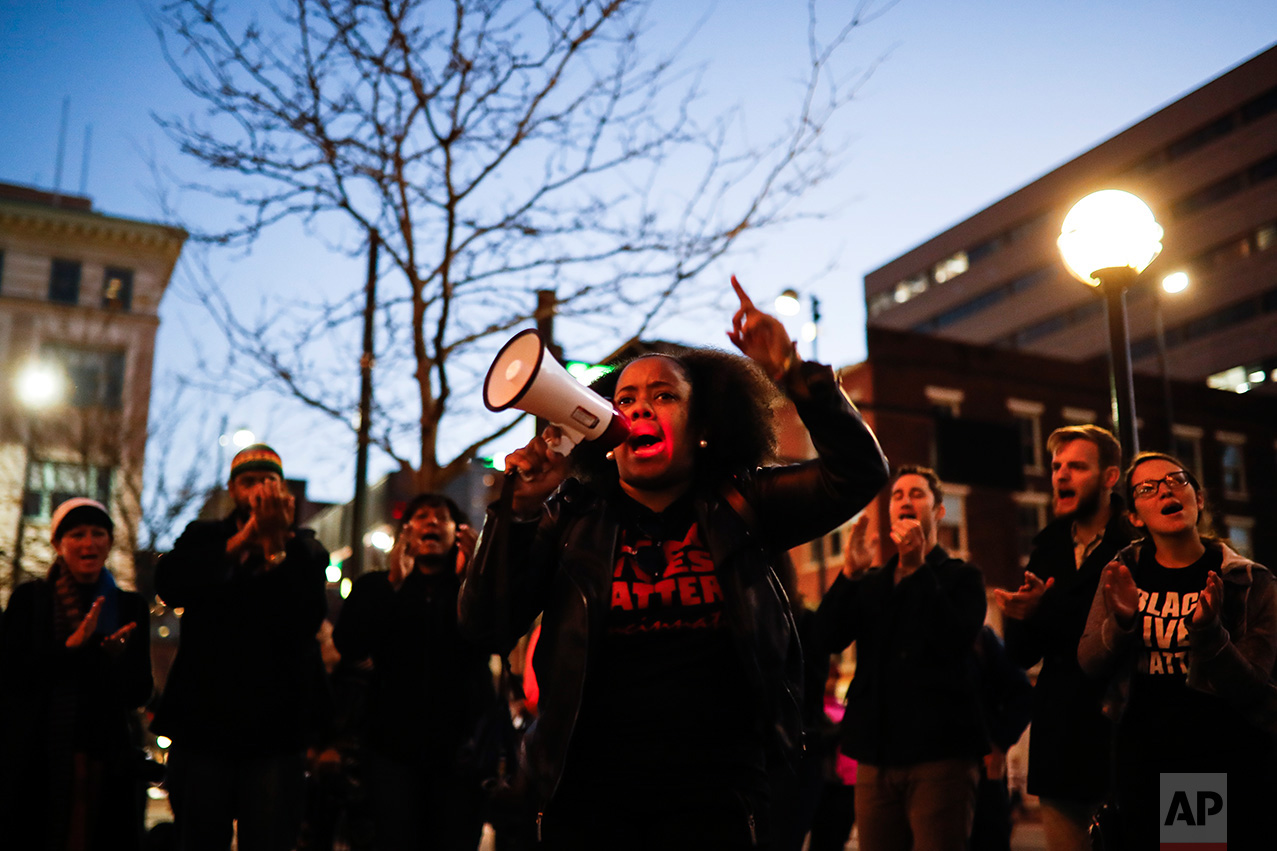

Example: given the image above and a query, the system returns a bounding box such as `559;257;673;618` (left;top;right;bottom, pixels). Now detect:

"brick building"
788;327;1277;605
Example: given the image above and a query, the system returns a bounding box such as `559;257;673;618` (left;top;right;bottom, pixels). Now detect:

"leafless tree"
151;0;891;489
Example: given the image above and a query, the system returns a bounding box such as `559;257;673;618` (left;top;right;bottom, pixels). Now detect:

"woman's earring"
698;439;708;449
606;449;615;460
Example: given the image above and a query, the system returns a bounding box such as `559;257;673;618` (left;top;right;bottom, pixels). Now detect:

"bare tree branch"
150;0;889;489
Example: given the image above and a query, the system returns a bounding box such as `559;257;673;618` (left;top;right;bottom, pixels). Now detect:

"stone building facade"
0;181;186;602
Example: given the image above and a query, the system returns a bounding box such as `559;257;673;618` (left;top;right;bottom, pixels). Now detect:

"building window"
933;251;969;284
1171;425;1204;480
102;267;134;311
1216;432;1248;500
1014;493;1050;565
24;461;113;520
937;486;969;559
894;274;928;305
1008;399;1045;474
925;386;964;418
41;344;127;409
1062;406;1098;425
868;290;894;318
49;259;82;304
1222;516;1254;559
1256;222;1276;253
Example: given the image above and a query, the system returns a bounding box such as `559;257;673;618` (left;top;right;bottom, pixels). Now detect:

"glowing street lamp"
1161;271;1189;294
15;361;66;410
774;289;822;361
1058;190;1164;460
774;289;802;316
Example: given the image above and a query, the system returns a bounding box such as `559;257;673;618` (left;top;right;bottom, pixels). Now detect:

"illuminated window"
1207;363;1271;394
933;251;969;284
894;274;928;304
102;267;134;311
1256;223;1276;252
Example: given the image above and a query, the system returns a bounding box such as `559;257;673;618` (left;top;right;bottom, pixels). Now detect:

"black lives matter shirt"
1115;545;1276;845
558;492;765;799
1123;546;1230;769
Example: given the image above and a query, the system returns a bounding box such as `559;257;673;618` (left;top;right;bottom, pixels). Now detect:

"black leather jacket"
459;362;889;807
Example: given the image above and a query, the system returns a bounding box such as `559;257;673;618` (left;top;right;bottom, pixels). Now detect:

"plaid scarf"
48;557;120;644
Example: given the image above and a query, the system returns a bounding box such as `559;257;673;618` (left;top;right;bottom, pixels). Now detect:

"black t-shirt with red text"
559;492;765;798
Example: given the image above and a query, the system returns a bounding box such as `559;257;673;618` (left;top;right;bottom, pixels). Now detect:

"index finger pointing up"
730;275;755;310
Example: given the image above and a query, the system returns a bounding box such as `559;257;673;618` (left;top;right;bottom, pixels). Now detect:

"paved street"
149;792;1050;849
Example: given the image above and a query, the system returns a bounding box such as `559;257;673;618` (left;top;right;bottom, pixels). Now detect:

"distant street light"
774;289;822;361
231;428;256;448
16;361;65;409
1162;271;1189;294
1058;190;1164;460
774;289;802;316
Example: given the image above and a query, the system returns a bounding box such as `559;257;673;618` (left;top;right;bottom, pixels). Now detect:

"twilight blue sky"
2;1;1276;501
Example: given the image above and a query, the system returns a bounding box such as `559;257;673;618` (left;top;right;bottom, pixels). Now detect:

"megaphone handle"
500;465;520;500
545;425;583;458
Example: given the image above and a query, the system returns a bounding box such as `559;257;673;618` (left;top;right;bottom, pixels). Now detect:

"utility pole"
350;229;379;578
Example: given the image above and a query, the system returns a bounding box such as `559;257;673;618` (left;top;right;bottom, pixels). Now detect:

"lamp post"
775;288;822;362
1154;272;1189;451
1058;190;1164;462
11;361;67;593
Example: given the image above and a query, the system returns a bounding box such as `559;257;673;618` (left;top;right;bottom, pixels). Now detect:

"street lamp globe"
1058;190;1163;287
1162;271;1189;294
231;428;256;448
774;289;802;316
15;361;66;410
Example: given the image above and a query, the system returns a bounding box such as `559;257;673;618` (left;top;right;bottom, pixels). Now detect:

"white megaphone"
484;329;630;457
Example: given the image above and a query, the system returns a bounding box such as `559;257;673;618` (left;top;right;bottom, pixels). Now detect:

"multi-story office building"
864;44;1277;397
0;181;186;601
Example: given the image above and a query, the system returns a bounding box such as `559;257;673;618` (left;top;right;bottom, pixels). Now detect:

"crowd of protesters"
1;279;1275;851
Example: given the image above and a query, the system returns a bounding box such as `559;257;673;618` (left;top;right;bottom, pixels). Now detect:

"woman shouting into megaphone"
460;277;889;851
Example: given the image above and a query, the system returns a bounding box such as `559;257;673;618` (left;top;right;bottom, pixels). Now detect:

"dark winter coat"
152;516;329;754
815;545;989;767
1002;499;1128;800
0;574;152;850
458;361;889;809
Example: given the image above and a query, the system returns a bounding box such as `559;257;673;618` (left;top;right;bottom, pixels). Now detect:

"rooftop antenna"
53;97;70;197
79;125;93;196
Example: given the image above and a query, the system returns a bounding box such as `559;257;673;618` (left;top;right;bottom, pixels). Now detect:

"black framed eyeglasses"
1131;470;1191;500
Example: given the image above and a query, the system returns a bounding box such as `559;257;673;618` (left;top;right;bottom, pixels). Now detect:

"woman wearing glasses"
1079;451;1277;847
